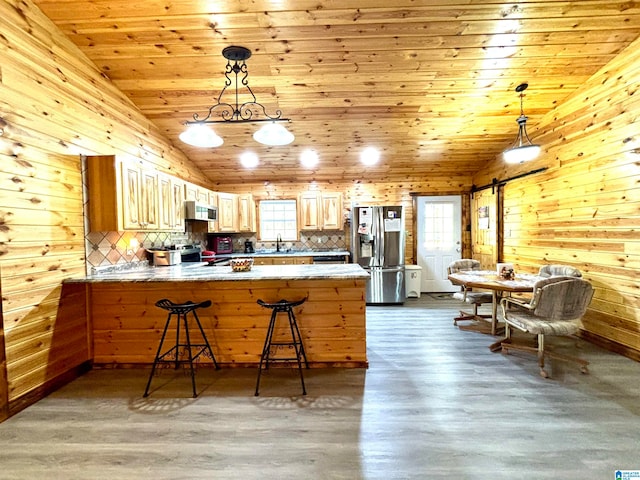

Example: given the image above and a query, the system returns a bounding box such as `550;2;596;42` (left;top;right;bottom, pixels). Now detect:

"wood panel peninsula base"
71;264;369;368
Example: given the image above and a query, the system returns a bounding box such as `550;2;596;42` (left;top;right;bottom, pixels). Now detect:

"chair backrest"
448;259;482;274
538;264;582;278
530;277;593;320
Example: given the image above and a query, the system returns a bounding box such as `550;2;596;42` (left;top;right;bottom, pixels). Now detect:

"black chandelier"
179;46;293;147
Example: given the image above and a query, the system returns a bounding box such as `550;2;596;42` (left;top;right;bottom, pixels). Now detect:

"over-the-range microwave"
185;201;218;221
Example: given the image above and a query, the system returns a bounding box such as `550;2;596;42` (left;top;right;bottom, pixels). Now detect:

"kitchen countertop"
207;250;350;259
65;262;368;283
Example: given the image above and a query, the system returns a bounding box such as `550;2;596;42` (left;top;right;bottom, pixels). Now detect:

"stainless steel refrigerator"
351;205;405;304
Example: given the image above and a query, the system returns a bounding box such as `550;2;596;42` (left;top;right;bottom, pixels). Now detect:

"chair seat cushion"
453;292;493;304
505;310;582;335
465;292;493;304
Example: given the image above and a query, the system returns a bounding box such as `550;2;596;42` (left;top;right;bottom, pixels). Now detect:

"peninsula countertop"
65;262;369;283
221;250;350;258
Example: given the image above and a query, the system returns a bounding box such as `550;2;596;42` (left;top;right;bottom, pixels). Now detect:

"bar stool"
143;299;219;398
255;297;308;396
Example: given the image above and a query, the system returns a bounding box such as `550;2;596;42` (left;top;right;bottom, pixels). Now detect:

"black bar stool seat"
255;297;308;396
143;299;219;398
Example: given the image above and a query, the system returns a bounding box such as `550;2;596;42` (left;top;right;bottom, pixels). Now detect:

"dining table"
447;270;542;346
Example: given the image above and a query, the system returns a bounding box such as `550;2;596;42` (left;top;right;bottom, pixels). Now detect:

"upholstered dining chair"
538;264;582;278
499;276;594;378
448;259;493;327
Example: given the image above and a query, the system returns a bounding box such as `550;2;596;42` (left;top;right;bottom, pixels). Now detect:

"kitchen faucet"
276;234;282;252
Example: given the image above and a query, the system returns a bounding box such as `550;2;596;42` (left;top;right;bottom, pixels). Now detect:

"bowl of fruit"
230;258;254;272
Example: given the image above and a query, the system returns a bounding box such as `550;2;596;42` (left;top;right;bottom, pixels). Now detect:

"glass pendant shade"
503;114;541;164
179;124;223;148
503;144;541;164
253;122;295;146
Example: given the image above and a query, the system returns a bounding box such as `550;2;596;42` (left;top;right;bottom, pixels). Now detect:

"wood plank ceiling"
33;0;640;185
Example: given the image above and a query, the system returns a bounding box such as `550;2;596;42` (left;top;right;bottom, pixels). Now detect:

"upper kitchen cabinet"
299;192;322;230
299;192;343;231
139;168;160;230
207;191;219;233
119;159;142;230
86;156;187;232
184;182;210;204
321;193;343;230
238;194;257;232
86;156;160;231
217;192;238;232
158;173;185;232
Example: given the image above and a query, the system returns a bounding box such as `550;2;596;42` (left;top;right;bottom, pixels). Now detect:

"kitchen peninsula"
66;263;369;367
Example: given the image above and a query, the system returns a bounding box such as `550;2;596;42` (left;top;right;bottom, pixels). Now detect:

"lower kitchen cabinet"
252;256;313;265
253;257;273;266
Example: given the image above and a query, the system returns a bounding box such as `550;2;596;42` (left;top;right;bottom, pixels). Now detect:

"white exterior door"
416;195;462;292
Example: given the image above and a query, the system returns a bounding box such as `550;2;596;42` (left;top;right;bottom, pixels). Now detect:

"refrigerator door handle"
377;207;384;266
370;207;379;266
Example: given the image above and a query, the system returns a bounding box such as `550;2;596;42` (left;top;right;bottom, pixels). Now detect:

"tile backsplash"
234;231;347;252
84;229;347;273
84;230;207;273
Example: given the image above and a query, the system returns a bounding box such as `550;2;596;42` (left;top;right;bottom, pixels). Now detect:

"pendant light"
180;46;293;148
503;83;541;164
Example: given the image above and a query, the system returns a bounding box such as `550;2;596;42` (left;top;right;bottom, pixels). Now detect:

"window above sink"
258;200;298;241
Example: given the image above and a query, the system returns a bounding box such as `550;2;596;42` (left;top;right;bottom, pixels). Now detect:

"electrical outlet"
127;249;134;256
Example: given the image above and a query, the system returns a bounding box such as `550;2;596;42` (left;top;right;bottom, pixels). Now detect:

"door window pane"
422;203;454;251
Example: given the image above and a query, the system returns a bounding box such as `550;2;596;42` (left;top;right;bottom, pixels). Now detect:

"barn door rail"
471;167;547;196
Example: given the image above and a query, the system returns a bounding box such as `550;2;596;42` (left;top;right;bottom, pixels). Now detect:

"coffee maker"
244;240;254;253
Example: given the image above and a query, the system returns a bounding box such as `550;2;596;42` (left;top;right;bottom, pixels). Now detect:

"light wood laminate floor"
1;295;639;479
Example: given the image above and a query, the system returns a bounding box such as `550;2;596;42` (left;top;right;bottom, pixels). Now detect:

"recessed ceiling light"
240;151;259;168
300;149;319;168
360;147;380;166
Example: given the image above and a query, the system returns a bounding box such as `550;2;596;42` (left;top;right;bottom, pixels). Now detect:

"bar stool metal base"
255;298;308;396
143;299;219;398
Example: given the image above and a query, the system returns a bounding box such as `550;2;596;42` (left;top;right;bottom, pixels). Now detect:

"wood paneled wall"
0;0;209;417
473;37;640;360
219;178;473;265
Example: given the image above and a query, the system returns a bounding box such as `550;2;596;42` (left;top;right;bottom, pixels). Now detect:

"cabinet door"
238;194;256;232
253;257;273;266
196;188;209;204
322;193;343;230
121;161;142;230
184;182;198;202
185;182;210;204
299;192;321;230
272;257;291;265
171;178;185;231
218;193;238;232
295;257;313;264
207;192;219;233
158;174;173;230
140;169;160;229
